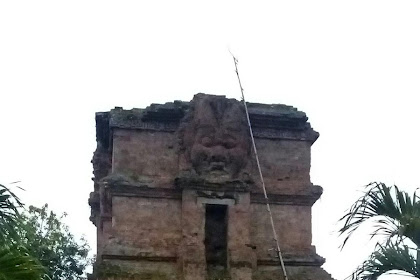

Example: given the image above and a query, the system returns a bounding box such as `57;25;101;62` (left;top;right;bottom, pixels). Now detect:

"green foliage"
0;183;46;280
16;204;90;280
0;183;24;243
350;242;420;280
339;182;420;248
0;245;46;280
339;182;420;279
1;183;90;280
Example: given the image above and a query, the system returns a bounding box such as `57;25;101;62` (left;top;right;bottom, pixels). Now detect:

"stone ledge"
254;265;335;280
251;185;323;206
100;254;324;267
107;184;182;200
101;254;177;263
100;183;321;206
250;193;320;206
257;253;325;267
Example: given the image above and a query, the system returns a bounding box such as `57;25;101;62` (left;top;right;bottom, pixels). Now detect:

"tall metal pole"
231;54;289;280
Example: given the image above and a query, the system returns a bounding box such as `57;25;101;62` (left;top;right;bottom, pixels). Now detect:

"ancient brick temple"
89;93;333;280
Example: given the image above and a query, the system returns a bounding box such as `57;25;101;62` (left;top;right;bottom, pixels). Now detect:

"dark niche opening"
205;204;228;274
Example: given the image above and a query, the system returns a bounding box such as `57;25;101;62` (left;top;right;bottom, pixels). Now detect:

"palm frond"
0;183;24;244
0;245;46;280
349;242;420;280
339;182;420;248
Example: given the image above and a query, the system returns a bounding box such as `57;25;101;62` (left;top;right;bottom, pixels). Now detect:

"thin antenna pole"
231;54;289;280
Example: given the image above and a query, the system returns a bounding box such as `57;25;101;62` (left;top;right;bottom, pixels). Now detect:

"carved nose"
210;154;225;162
209;146;226;162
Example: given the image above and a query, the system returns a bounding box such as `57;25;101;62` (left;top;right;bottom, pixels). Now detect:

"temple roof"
95;93;319;150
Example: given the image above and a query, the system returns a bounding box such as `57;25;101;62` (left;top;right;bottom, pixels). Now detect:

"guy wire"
231;54;289;280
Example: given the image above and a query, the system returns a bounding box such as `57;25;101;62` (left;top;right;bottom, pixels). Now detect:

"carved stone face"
180;94;250;180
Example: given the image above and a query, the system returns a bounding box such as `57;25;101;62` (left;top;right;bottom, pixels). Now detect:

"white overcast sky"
1;1;419;279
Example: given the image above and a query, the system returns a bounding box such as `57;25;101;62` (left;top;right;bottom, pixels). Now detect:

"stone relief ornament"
178;94;251;183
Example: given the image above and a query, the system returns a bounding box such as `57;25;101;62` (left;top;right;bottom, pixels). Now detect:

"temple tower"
89;93;333;280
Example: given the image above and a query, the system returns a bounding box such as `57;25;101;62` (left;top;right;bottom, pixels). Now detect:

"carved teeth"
210;162;225;171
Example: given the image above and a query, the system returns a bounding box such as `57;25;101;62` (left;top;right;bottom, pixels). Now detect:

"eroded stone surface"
178;94;251;183
89;93;333;280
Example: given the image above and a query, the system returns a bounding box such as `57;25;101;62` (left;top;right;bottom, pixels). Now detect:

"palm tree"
0;183;46;280
339;182;420;280
0;183;24;244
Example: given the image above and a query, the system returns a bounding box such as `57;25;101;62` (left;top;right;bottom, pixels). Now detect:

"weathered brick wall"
253;139;312;195
105;197;182;257
112;129;179;188
251;204;313;258
98;259;179;280
90;94;333;280
254;266;334;280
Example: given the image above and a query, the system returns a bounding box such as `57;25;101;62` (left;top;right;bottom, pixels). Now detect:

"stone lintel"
197;197;236;205
175;176;252;192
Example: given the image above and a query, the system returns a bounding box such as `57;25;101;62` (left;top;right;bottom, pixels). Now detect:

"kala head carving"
179;94;251;181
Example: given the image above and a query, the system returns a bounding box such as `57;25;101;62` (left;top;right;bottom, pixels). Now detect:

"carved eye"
201;136;213;147
223;140;236;149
